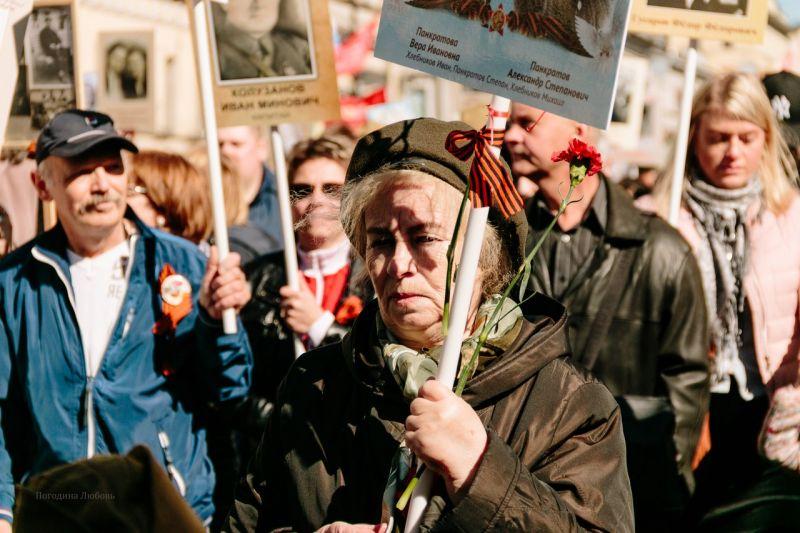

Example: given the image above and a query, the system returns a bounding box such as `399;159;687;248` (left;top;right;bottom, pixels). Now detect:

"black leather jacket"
526;177;710;528
239;250;372;430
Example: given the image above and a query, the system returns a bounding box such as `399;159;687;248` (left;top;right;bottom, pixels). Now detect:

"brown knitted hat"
345;118;528;268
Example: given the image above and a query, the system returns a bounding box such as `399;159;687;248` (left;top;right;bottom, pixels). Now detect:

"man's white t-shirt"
67;238;134;377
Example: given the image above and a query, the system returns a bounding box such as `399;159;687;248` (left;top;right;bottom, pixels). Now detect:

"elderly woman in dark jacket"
225;118;634;532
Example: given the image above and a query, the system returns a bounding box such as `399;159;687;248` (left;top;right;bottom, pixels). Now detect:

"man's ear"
575;123;596;143
32;172;54;202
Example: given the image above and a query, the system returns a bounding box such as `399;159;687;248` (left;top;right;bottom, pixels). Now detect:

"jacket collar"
298;238;351;276
341;292;570;413
32;209;155;272
603;175;649;243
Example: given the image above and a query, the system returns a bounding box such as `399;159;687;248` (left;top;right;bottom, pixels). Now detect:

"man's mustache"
78;192;123;215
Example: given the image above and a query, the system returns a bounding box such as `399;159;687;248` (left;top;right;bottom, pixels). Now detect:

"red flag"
339;87;386;129
335;19;379;75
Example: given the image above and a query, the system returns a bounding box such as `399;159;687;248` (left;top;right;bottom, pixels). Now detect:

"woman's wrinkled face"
364;176;480;349
693;112;766;189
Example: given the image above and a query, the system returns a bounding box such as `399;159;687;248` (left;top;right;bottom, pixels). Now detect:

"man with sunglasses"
209;135;370;524
0;110;252;529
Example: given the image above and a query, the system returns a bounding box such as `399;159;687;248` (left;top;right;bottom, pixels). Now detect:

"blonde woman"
640;72;800;529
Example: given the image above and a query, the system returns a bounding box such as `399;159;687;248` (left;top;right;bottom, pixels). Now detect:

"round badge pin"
161;274;191;306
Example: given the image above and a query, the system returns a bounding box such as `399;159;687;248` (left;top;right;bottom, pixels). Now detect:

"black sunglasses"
289;183;343;201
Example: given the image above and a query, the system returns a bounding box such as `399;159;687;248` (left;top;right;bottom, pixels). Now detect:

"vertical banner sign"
4;0;80;146
204;0;340;128
1;0;33;147
375;0;634;129
95;31;156;132
629;0;769;43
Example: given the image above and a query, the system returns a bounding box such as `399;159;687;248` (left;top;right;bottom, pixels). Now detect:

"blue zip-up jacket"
0;216;252;523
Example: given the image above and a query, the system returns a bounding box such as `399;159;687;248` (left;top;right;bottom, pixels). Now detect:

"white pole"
404;96;510;533
271;128;306;359
668;46;698;227
189;0;236;334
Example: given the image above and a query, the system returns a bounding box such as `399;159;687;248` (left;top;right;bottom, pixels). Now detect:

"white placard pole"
668;46;698;227
271;128;306;359
404;96;510;533
189;0;236;334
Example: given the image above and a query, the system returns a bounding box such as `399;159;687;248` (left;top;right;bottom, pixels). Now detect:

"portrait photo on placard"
24;5;74;89
96;31;155;132
208;0;316;84
102;35;150;100
6;2;78;143
646;0;748;15
30;87;76;129
404;0;625;60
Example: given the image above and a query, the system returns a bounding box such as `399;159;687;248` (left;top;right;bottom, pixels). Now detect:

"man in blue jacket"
0;109;253;529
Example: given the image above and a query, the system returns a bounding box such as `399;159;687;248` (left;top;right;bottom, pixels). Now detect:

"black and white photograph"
29;87;76;129
96;31;155;132
208;0;316;84
612;68;635;124
5;2;78;143
24;5;74;89
646;0;748;15
608;55;649;149
103;36;149;100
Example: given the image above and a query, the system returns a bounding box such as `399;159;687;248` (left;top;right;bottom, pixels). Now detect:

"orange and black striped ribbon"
445;127;523;218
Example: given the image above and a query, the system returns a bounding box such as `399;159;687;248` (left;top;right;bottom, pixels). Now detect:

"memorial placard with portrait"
197;0;339;127
630;0;767;42
5;0;79;146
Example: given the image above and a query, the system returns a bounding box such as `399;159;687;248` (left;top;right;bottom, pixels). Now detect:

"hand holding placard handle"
188;0;236;334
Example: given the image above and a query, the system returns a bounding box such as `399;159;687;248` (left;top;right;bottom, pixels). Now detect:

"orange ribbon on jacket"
444;127;523;218
152;264;193;336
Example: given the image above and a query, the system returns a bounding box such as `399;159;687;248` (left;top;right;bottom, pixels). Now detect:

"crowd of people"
0;68;798;532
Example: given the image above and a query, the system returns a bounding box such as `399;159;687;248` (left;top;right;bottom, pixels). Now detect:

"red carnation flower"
335;295;364;326
551;138;603;183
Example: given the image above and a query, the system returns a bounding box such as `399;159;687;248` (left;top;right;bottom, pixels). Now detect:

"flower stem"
396;469;422;511
454;182;576;397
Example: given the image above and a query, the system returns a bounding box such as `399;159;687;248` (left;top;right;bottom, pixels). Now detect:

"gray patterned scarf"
378;294;523;400
684;176;761;400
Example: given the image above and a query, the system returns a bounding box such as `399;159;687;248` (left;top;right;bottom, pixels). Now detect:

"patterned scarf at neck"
684;176;762;400
378;294;523;400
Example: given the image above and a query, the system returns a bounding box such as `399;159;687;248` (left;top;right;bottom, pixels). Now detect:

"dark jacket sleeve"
438;381;634;532
223;392;291;533
658;249;710;487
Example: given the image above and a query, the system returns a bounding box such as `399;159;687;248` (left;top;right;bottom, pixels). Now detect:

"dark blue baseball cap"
34;109;138;164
